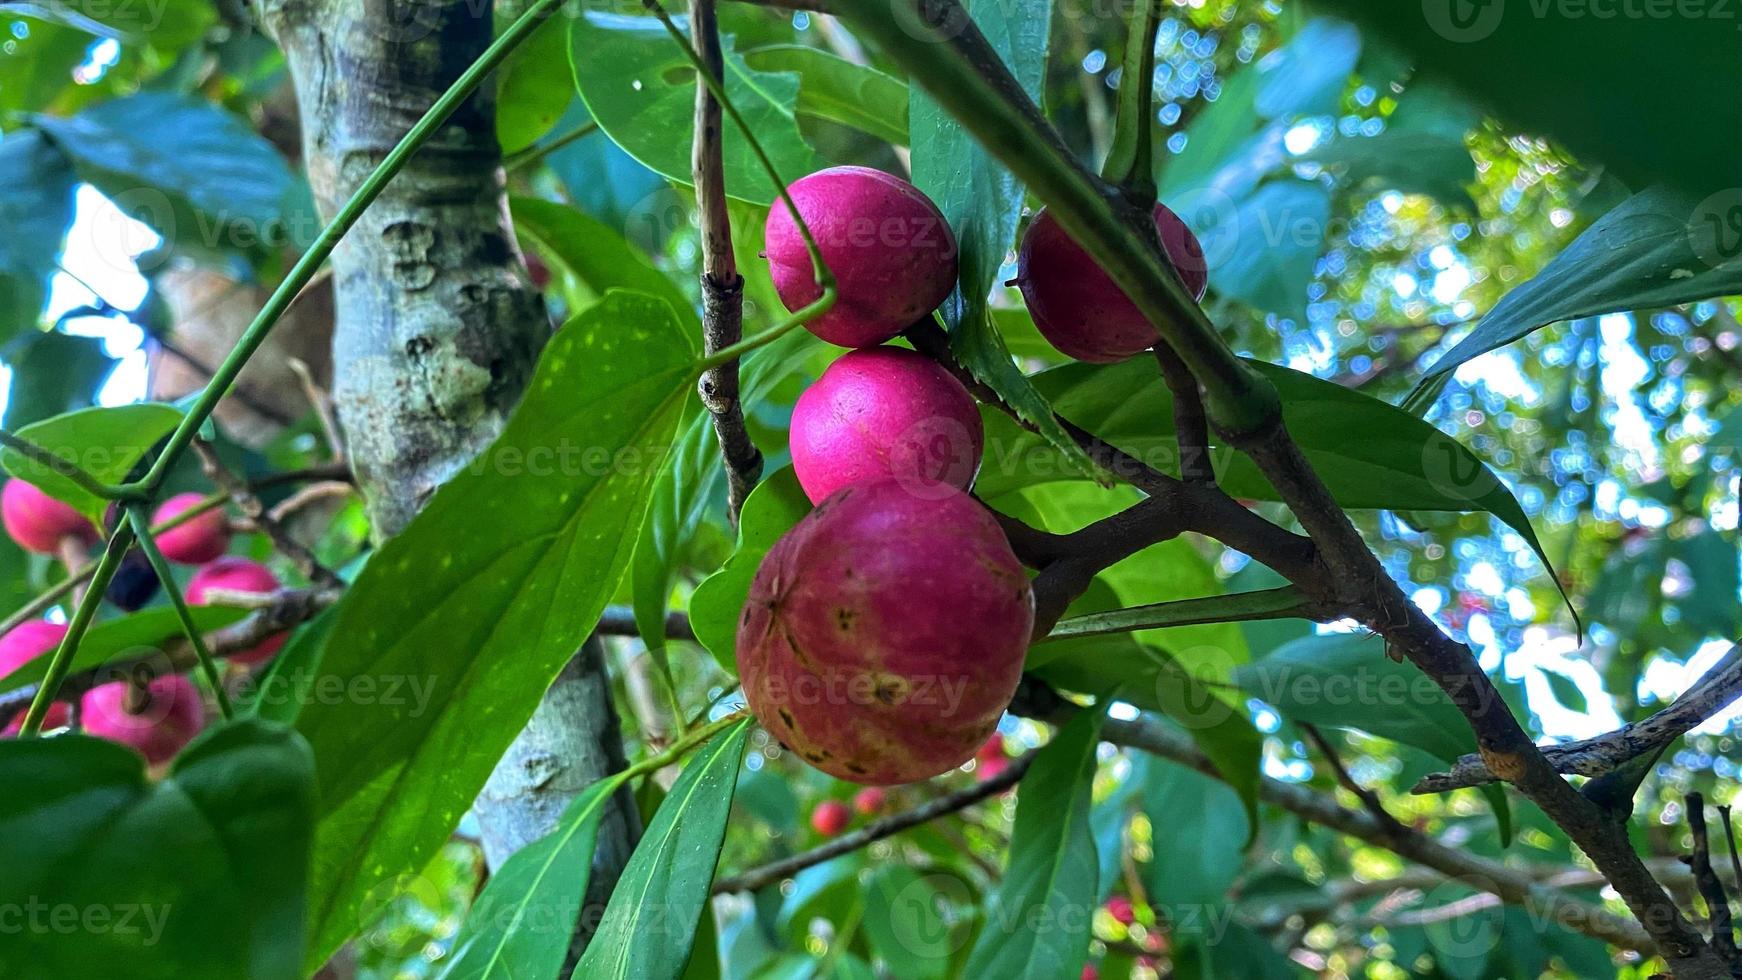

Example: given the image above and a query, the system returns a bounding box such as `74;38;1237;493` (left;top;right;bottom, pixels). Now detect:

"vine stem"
15;524;135;735
124;507;233;721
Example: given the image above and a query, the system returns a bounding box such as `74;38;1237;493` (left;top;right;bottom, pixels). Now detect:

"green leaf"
495;11;572;154
237;605;341;725
0;604;250;694
436;777;621;980
687;466;811;673
859;864;965;979
978;357;1572;623
1304;81;1477;210
1541;669;1588;715
0;15;92;118
510;195;695;325
1408;186;1742;409
0;402;184;523
0;719;314;980
569;12;827;205
1194;179;1330;321
574;718;752;979
21;0;216;50
1253;18;1361;120
297;291;697;968
963;704;1103;979
908;0;1096;485
740;45;909;146
1138;755;1247;927
34;93;295;261
0;129;76;342
1;330;114;430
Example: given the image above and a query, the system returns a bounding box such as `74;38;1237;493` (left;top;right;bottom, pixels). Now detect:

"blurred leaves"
0;130;78;342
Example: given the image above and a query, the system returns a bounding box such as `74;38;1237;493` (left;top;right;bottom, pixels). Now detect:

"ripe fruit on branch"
810;799;852;836
790;346;984;505
81;672;204;764
738;480;1033;785
852;786;887;816
187;557;285;665
975;732;1010;782
764;166;958;348
1;479;97;554
1016;203;1208;363
0;620;71;733
151;492;230;564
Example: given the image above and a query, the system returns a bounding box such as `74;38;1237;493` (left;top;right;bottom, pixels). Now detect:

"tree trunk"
258;0;639;953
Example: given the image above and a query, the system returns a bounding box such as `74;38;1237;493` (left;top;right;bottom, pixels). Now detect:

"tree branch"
194;439;340;589
1686;793;1742;966
1152;343;1213;483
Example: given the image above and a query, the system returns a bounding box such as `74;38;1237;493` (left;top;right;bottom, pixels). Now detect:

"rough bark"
258;0;639;955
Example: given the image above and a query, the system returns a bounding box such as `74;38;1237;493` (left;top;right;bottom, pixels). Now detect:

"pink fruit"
738;480;1032;785
1082;966;1099;980
151;492;230;564
1;479;96;554
1016;203;1208;363
764;166;958;348
1107;896;1136;925
853;786;887;815
976;733;1010;782
0;620;70;733
188;557;285;665
81;672;205;764
790;346;984;505
810;799;852;836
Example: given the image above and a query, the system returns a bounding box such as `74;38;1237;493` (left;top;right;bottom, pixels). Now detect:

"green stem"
1101;0;1162;207
619;711;749;783
123;0;572;497
828;0;1277;436
16;524;135;736
695;292;835;372
0;430;136;502
504;120;600;173
1043;586;1313;641
125;507;233;721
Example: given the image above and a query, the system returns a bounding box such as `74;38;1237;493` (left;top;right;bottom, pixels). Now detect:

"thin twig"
1303;723;1410;839
502;120;600;173
193;439;340;589
712;750;1035;894
287;357;345;463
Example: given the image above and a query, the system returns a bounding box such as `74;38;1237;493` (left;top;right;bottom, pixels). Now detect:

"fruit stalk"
1100;0;1163;209
125;506;234;721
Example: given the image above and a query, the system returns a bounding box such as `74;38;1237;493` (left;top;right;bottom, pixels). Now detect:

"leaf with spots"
295;291;698;970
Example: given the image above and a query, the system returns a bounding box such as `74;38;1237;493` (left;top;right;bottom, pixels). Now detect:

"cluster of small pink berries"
0;481;285;764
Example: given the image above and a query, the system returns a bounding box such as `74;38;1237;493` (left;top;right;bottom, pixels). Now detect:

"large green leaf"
1194;179;1330;321
977;356;1570;621
859;865;971;979
297;291;697;968
35;93;295;258
1253;17;1361;120
908;0;1096;484
495;8;572;154
0;402;183;523
686;466;811;673
0;605;250;694
1407;186;1742;410
510;195;695;325
435;777;621;980
740;45;908;146
573;718;751;978
1138;754;1247;933
0;719;314;980
1;330;114;430
0;129;76;342
568;12;827;205
963;705;1102;979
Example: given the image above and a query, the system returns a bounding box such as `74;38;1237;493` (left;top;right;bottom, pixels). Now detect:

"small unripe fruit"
1016;203;1208;363
81;673;204;764
188;557;285;665
852;786;887;816
739;480;1033;785
0;620;70;733
810;799;852;836
151;492;230;564
765;166;958;348
1;479;96;554
790;346;984;505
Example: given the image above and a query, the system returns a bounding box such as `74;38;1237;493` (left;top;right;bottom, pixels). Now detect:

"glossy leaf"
909;0;1096;483
0;130;76;343
0;604;250;694
569;12;827;205
436;777;621;980
297;292;697;968
1194;179;1330;321
963;705;1102;979
1253;18;1361;120
1408;186;1742;409
510;195;695;324
859;865;964;979
1139;755;1248;932
687;466;811;672
0;402;183;523
1305;81;1477;211
573;718;751;978
0;719;314;980
741;45;908;146
495;12;572;154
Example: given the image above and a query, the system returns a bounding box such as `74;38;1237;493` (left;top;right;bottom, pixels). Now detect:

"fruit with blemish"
81;672;205;764
187;557;286;665
738;479;1032;785
790;346;984;505
1015;202;1208;363
151;492;230;564
764;166;958;348
1;479;97;554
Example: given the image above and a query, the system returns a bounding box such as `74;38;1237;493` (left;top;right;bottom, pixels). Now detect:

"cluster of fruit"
0;481;285;763
743;167;1206;787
